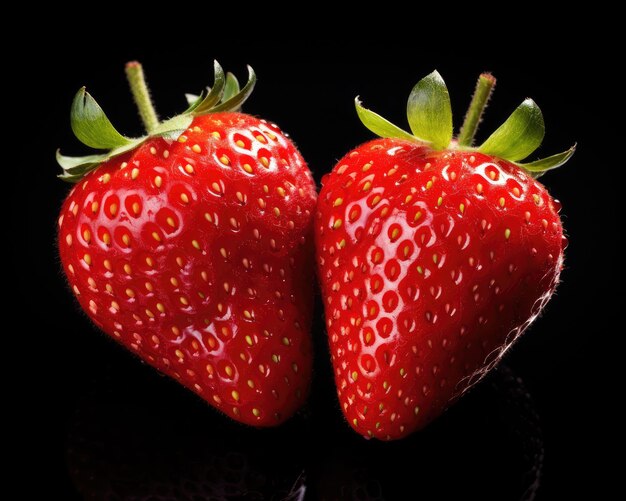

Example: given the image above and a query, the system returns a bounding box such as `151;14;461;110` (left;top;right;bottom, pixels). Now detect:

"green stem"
125;61;159;133
458;73;496;147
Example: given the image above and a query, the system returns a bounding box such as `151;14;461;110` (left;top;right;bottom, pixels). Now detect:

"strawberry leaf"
479;98;545;162
152;114;194;140
406;71;453;150
223;72;241;102
212;66;256;113
71;88;133;150
56;150;110;170
355;97;420;142
517;144;576;177
194;61;226;114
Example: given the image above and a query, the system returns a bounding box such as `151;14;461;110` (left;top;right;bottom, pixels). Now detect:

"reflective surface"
66;364;541;500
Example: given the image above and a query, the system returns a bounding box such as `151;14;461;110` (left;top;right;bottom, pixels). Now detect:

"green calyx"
57;60;256;182
355;70;575;176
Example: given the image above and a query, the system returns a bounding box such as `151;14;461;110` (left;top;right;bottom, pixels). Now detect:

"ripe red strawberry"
315;71;574;440
57;61;317;426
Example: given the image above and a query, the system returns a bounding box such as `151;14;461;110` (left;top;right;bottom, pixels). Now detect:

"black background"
8;33;619;500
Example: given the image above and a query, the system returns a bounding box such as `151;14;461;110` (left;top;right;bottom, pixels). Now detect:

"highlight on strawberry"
57;61;317;426
315;71;574;440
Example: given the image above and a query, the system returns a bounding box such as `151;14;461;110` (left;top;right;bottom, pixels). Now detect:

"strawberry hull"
59;113;317;426
316;139;564;439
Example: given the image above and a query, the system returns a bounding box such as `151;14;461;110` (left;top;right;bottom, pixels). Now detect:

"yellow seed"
333;197;343;207
505;228;511;239
352;371;358;381
172;326;180;336
192;240;201;250
132;202;140;215
245;335;254;346
273;207;281;217
252;408;260;417
243;163;253;173
391;228;399;240
83;253;92;266
166;217;176;227
277;187;286;197
211;182;221;193
260;157;270;168
151;232;161;242
180;193;189;203
414;211;422;222
184;164;194;174
102;173;111;184
192;144;201;153
362;181;372;191
426;180;433;190
255;134;267;143
247;379;255;388
219;155;230;166
333;219;343;229
476;183;483;194
126;288;135;298
178;135;188;143
459;203;465;213
146;309;154;318
282;337;290;346
154;175;163;188
236;139;245;147
180;296;189;305
91;201;99;213
131;168;139;180
156;303;165;313
225;365;234;377
232;390;240;401
499;197;506;207
211;131;221;139
65;234;72;246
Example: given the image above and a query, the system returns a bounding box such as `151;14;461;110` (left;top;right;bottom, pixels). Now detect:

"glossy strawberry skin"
58;112;317;426
316;138;563;440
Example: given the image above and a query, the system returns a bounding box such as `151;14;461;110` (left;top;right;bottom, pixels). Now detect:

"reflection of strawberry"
66;374;307;499
57;61;316;426
316;71;574;439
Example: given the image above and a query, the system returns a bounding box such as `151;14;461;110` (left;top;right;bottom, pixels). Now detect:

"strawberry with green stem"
315;71;574;440
57;61;317;426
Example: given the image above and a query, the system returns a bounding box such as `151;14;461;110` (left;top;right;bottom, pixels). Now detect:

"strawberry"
315;71;574;440
57;61;317;426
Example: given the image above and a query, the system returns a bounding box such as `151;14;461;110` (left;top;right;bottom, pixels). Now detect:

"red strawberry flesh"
59;113;317;426
316;138;563;439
